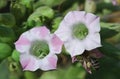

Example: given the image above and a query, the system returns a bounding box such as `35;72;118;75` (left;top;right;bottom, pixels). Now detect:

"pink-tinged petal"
40;54;58;71
49;34;63;54
112;0;117;5
14;32;31;53
20;54;39;71
30;26;50;40
84;33;101;50
88;17;100;33
65;39;85;57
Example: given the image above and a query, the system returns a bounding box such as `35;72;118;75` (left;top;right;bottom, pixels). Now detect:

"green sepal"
11;50;20;62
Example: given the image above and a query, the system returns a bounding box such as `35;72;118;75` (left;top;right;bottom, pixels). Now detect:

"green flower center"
72;23;88;40
30;41;49;59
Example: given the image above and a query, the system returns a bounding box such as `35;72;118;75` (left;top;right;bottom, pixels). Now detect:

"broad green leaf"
100;22;119;39
0;13;16;27
0;26;15;43
0;43;12;61
11;50;20;62
99;41;120;60
100;28;118;39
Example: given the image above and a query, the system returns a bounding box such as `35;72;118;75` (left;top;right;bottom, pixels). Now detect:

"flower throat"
30;41;49;59
72;23;88;40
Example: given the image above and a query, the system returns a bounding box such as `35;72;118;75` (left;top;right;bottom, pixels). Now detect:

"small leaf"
52;17;63;32
12;50;20;62
27;6;54;27
35;6;54;19
0;43;12;61
19;0;33;9
0;13;16;27
10;2;26;24
99;41;120;60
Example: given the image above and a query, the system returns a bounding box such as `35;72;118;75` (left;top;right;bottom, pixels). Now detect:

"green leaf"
0;26;15;43
0;60;9;79
99;41;120;60
10;2;26;24
34;0;65;8
39;65;86;79
52;17;63;32
35;6;54;19
24;71;37;79
0;43;12;61
12;50;20;62
19;0;33;9
0;13;16;27
100;28;118;39
100;22;119;39
27;6;54;27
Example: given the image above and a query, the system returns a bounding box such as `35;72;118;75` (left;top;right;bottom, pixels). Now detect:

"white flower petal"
87;17;100;33
65;39;85;57
84;33;101;50
55;21;72;41
64;11;86;25
85;13;98;25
